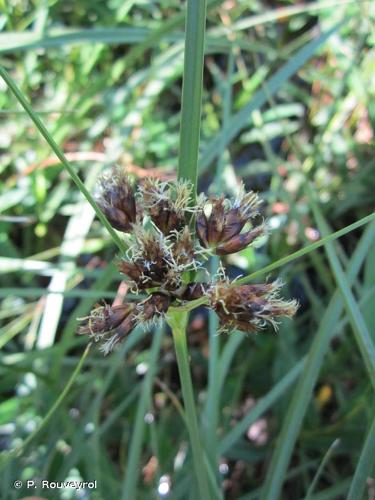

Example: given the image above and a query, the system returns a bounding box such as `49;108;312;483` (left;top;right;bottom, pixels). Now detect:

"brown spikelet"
209;279;298;333
97;167;138;232
196;188;264;255
216;225;265;255
77;303;135;336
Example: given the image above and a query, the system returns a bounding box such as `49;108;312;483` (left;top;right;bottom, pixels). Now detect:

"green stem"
0;66;126;254
178;0;207;200
173;2;219;497
167;311;211;499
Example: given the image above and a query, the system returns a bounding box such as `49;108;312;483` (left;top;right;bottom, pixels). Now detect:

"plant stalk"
173;1;220;497
168;311;211;499
178;0;207;199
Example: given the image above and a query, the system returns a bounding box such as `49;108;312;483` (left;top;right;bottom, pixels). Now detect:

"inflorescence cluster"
78;168;298;354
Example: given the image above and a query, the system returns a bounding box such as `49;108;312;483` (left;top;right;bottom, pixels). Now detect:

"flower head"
78;293;172;355
141;178;193;235
119;226;170;289
118;225;196;292
196;186;265;255
209;278;298;333
79;174;298;354
78;302;138;354
96;167;138;232
137;292;171;324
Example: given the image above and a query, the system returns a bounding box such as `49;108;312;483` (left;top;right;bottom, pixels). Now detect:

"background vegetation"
1;1;374;499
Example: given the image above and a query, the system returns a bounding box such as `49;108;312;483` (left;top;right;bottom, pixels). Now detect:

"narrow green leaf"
0;288;118;299
238;211;375;283
307;185;375;389
262;221;375;500
121;328;164;499
347;416;375;500
304;439;341;500
202;49;235;480
216;332;244;394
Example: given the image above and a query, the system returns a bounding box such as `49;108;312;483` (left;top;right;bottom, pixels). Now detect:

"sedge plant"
75;1;295;497
1;1;375;498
